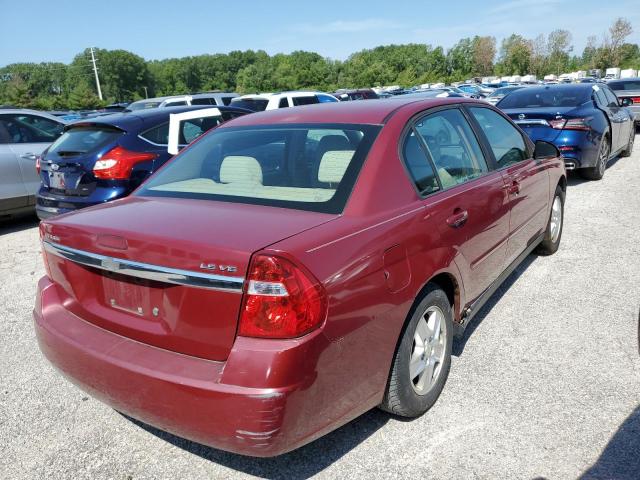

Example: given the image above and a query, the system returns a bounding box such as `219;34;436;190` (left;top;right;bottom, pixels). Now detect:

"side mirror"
534;140;560;159
620;97;633;107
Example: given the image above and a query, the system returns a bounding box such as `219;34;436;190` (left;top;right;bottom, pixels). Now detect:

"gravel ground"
1;139;639;480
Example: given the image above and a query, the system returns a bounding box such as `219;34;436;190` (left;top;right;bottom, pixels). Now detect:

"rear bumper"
34;276;349;457
36;185;128;219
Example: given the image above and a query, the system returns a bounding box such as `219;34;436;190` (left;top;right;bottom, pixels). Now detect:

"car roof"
0;108;68;123
66;105;247;131
222;97;476;127
129;95;190;104
191;92;238;98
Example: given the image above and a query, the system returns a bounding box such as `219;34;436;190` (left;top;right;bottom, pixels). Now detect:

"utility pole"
143;86;148;98
89;47;103;101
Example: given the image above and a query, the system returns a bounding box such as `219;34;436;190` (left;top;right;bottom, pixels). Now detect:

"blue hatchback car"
36;105;250;219
497;84;635;180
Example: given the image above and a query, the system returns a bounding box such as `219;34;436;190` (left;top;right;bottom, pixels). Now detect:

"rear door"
602;86;632;151
468;106;549;266
406;107;510;301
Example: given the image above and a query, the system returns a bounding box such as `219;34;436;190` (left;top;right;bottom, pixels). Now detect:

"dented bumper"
33;276;330;457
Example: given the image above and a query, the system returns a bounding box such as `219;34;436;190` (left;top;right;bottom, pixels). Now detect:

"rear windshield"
127;101;161;111
48;127;123;155
609;80;640;91
490;87;522;96
137;124;381;213
229;98;269;111
498;87;591;108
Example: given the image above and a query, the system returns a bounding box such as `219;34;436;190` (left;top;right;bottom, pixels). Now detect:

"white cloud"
293;18;404;35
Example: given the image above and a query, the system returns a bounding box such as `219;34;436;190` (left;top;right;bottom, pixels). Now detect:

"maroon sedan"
34;98;566;457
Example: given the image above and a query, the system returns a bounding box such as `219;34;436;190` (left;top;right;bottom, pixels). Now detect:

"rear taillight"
93;146;157;180
549;118;590;131
35;155;41;174
631;97;640;104
238;254;327;339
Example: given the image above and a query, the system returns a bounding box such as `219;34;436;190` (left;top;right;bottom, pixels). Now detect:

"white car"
230;91;338;111
127;93;239;111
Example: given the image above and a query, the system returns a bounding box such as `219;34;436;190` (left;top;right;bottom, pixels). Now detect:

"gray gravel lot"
1;139;639;480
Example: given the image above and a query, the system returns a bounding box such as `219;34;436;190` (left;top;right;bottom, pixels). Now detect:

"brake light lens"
239;254;327;338
93;146;157;180
631;97;640;104
549;118;590;131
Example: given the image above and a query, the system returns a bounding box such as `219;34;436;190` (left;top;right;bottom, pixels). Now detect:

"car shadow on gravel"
566;155;624;187
123;408;390;479
579;405;640;480
0;214;38;236
453;254;537;357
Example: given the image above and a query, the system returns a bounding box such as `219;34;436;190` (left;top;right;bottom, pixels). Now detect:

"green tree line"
1;17;637;110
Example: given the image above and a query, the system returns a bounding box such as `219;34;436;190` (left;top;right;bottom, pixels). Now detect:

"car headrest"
318;150;354;184
220;156;263;184
317;135;351;155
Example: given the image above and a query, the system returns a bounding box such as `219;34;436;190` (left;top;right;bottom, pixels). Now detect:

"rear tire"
580;135;610;181
536;185;565;256
621;128;635;157
380;285;453;417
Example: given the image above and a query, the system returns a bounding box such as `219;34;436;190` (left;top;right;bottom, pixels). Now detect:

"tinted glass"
165;101;187;107
0;114;64;143
292;96;319;106
140;112;238;146
609;81;640;91
470;107;528;168
48;127;122;155
191;98;214;105
229;98;269;111
317;94;339;103
402;131;439;194
414;109;488;188
594;89;608;107
278;98;289;108
221;96;233;106
137;124;380;214
497;86;591;108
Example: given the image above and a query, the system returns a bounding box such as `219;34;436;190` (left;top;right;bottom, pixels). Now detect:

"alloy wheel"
550;196;563;243
410;306;447;395
598;140;610;176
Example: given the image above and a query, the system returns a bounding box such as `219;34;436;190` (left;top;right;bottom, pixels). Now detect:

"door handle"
446;209;468;228
20;153;38;160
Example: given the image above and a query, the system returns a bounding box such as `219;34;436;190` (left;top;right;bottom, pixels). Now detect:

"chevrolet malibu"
34;98;566;457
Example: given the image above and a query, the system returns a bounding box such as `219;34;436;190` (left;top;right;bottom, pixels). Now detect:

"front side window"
414;109;488;188
191;98;214;105
137;124;380;213
603;87;620;107
469;107;528;168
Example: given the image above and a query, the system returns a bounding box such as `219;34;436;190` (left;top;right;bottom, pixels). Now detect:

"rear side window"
469;107;528;168
292;96;319;106
317;94;339;103
137;124;381;214
221;96;233;106
414;109;488;187
0;114;63;143
48;127;123;155
165;101;187;107
278;98;289;108
230;98;269;111
140;114;232;146
191;98;214;105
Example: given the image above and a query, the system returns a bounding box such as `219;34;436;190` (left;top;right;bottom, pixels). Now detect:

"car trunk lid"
41;196;337;360
501;106;581;143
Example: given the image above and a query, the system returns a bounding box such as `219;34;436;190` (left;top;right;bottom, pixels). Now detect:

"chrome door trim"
43;240;244;292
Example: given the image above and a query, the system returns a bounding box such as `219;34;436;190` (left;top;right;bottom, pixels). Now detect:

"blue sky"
1;0;639;65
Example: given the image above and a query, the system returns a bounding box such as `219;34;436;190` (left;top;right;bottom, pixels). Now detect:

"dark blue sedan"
36;105;250;219
497;84;635;180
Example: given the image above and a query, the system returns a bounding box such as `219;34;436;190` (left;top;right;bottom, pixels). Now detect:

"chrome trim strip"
514;119;549;126
43;240;244;292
